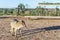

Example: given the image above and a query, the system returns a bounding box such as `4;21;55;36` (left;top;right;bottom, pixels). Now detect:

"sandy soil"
0;17;60;40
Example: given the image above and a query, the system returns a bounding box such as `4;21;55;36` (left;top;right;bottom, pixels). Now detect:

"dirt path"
0;17;60;40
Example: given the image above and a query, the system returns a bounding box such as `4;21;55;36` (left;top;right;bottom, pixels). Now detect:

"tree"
4;9;8;15
8;9;14;15
35;6;42;16
17;3;25;15
56;6;59;16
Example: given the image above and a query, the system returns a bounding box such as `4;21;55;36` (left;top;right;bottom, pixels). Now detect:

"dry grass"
0;17;60;40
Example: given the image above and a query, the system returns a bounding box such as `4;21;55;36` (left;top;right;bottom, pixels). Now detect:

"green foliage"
8;9;14;15
4;9;8;15
0;3;60;16
0;10;4;15
17;3;25;15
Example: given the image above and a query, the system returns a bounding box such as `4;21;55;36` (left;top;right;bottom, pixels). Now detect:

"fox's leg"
10;27;16;36
19;29;22;37
10;27;13;34
14;28;17;36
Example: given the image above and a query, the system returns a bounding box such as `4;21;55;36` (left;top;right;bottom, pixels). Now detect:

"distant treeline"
0;3;60;16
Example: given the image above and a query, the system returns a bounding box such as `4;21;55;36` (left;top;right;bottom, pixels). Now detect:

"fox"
10;19;26;36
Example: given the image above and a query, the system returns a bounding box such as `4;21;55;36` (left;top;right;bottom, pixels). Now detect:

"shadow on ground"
17;26;60;37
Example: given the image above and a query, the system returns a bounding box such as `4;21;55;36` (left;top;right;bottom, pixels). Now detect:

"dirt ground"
0;17;60;40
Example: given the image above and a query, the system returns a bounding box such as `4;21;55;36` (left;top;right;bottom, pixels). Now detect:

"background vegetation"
0;3;60;16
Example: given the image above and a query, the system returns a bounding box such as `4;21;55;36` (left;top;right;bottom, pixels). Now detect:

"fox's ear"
22;20;26;27
13;19;19;22
22;20;25;24
22;20;25;23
